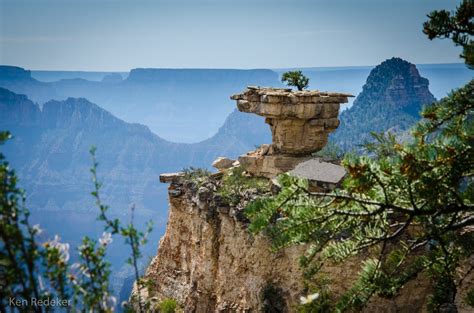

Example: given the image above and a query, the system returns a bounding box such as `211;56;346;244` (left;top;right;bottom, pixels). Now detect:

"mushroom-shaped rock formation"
231;86;353;179
231;86;352;155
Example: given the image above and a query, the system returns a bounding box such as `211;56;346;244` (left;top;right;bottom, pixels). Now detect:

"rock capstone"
231;86;352;179
231;87;352;155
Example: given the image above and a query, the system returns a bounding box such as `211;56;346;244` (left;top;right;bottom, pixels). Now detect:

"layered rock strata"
231;87;352;178
231;86;352;155
140;175;474;312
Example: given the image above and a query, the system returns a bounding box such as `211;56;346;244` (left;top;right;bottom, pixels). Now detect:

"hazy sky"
0;0;463;71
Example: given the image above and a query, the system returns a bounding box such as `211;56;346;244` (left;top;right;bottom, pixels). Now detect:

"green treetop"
281;70;309;91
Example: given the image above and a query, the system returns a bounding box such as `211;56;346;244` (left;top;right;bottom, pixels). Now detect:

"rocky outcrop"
143;178;306;311
139;85;358;310
231;86;352;179
212;157;236;171
140;82;473;312
231;86;352;155
141;175;474;312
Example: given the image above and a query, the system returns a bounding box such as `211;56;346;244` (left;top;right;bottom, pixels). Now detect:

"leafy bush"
182;166;211;186
0;134;153;312
158;298;178;313
465;288;474;307
217;166;270;206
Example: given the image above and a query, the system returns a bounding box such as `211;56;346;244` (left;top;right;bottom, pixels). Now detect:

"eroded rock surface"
231;86;352;155
139;175;473;312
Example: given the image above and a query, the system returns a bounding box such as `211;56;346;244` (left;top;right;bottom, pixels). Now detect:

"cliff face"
143;178;306;311
142;176;474;312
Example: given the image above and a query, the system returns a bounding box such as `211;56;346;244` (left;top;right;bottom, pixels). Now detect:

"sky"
0;0;464;71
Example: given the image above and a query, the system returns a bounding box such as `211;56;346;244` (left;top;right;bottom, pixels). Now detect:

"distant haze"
0;0;464;71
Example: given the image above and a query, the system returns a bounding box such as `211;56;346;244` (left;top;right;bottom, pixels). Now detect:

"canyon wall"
140;176;474;312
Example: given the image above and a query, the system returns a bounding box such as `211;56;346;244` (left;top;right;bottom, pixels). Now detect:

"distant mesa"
101;73;123;83
0;65;33;81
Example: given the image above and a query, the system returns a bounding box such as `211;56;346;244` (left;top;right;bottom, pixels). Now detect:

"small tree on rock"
281;71;309;91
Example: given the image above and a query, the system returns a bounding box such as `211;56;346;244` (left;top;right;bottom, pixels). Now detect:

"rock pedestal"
231;86;352;178
231;86;352;155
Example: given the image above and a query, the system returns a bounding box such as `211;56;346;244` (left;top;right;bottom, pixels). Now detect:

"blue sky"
0;0;463;71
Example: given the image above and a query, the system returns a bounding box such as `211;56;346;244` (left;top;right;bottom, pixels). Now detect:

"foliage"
0;133;153;312
158;298;178;313
90;146;154;312
217;166;270;206
465;287;474;306
182;166;211;186
246;79;473;311
423;0;473;68
281;71;309;91
295;273;332;312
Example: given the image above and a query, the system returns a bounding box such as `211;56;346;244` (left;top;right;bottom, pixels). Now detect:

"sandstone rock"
289;158;346;184
231;86;353;156
168;188;183;198
197;186;211;201
159;172;185;183
238;152;311;178
139;179;444;312
212;157;235;171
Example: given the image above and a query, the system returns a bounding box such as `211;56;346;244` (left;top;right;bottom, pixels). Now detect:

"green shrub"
182;166;211;186
465;288;474;307
158;298;178;313
217;166;270;206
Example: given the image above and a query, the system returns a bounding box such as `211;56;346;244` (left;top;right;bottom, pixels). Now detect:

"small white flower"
32;224;43;235
99;232;113;246
47;235;70;262
300;292;319;305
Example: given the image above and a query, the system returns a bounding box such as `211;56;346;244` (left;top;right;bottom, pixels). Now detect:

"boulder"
212;157;236;171
289;158;346;184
